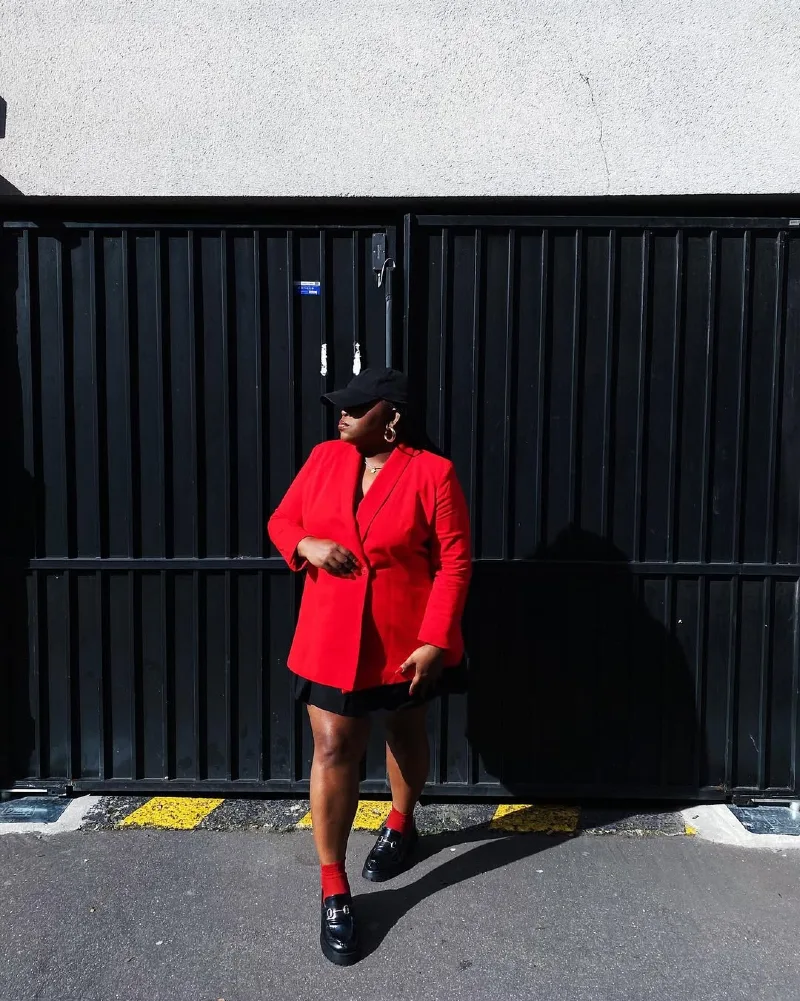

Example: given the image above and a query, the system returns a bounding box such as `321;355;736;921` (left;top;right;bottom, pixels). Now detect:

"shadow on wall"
0;177;22;197
465;527;703;800
0;227;36;788
0;96;23;196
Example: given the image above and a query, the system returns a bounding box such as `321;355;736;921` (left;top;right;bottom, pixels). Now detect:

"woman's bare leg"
307;705;370;864
384;704;430;815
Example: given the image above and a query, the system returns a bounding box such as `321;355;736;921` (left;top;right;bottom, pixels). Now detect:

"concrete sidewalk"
2;826;798;1001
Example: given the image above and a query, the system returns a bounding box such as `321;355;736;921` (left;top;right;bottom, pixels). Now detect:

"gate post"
0;220;36;791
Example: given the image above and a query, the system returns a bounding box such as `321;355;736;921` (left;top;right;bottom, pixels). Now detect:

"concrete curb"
79;796;691;836
682;804;800;850
0;795;101;836
17;796;781;845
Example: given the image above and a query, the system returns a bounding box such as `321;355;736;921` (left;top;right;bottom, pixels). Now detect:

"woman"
268;366;472;965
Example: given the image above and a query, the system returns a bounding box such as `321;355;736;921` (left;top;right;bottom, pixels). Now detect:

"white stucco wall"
1;1;798;197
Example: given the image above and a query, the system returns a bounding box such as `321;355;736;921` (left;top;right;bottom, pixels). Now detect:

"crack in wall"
579;71;611;193
541;19;612;196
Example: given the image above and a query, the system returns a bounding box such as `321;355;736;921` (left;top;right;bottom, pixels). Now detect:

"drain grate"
0;797;69;824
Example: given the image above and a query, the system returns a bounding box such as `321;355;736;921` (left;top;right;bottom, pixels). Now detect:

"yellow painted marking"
294;800;391;831
119;796;224;830
352;800;391;830
684;824;697;836
489;803;580;834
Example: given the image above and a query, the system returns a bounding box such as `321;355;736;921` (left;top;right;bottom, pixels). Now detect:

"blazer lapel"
335;443;367;558
356;444;416;542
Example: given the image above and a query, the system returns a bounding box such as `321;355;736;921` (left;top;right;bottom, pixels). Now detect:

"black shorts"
292;663;469;718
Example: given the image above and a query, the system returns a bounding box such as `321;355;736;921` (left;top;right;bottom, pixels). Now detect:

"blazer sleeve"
267;447;320;571
417;464;472;650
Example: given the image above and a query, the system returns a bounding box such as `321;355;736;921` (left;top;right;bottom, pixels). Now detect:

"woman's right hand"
296;537;360;576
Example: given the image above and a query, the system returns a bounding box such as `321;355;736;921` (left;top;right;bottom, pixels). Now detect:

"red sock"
386;806;413;835
320;861;350;899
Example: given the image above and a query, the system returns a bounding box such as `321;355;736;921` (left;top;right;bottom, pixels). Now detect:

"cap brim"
320;388;379;408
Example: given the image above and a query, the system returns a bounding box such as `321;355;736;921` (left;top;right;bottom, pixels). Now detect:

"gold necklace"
364;459;384;474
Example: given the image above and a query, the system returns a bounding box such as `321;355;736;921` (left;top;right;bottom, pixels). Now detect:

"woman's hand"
297;537;360;576
398;644;445;697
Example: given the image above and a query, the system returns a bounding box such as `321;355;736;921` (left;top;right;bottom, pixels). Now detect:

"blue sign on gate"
294;281;321;296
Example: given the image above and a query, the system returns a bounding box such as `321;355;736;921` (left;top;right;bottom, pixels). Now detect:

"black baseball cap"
321;367;409;409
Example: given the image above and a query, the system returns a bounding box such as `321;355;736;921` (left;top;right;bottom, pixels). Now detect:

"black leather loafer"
320;893;360;966
361;824;419;882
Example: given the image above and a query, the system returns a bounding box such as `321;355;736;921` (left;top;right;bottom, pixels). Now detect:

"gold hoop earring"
384;425;397;444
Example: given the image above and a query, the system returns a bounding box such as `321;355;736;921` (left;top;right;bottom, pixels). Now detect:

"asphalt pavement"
2;825;798;1001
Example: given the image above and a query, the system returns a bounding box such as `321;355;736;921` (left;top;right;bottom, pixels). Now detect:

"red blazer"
267;440;472;692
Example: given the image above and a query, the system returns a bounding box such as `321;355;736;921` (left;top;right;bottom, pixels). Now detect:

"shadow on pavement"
353;826;569;958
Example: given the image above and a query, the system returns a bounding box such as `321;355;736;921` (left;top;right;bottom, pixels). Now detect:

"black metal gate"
406;214;800;800
1;210;799;800
0;220;399;794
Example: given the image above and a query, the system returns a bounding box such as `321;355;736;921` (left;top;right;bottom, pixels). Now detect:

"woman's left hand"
398;644;445;697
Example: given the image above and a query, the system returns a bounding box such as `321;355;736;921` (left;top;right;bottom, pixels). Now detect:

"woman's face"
337;399;399;449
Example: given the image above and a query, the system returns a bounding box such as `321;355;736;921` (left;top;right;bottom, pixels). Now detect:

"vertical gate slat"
757;577;773;790
534;229;548;551
166;231;198;559
103;230;135;559
665;230;684;565
126;570;140;781
318;231;327;444
71;231;101;557
225;571;235;782
726;574;741;791
252;231;264;557
600;228;616;539
351;231;359;382
159;569;170;780
285;230;302;784
568;227;581;526
437;228;448;451
765;234;786;565
135;231;167;560
501;229;515;562
39;235;69;559
170;567;190;779
658;574;675;788
580;230;609;538
792;581;800;792
262;231;291;784
776;235;800;564
765;574;795;792
17;230;35;522
469;228;481;553
694;574;708;790
732;230;753;566
633;229;650;564
29;572;43;780
192;568;202;780
202;570;228;781
11;231;40;781
699;229;718;566
198;231;230;559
